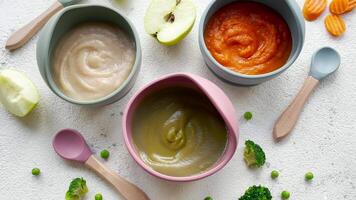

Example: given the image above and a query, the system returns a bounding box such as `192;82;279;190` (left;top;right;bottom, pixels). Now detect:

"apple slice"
0;69;40;117
144;0;196;46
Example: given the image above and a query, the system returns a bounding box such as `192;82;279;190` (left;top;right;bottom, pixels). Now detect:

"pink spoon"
53;129;149;200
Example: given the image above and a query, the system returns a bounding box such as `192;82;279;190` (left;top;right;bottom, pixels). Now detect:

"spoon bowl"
53;129;92;162
310;47;341;80
59;0;81;6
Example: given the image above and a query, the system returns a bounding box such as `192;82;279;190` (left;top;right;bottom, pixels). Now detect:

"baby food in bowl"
52;22;136;101
132;87;228;177
204;2;292;75
123;73;238;181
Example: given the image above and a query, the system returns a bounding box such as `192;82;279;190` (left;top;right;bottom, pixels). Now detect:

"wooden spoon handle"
273;76;319;140
85;155;150;200
5;1;63;51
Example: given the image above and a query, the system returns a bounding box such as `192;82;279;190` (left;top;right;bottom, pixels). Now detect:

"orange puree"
204;2;292;75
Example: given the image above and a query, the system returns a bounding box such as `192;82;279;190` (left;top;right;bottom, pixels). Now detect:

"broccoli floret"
244;140;266;168
239;185;272;200
65;178;88;200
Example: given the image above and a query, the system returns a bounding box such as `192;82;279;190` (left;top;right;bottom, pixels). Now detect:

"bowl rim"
122;73;238;182
42;4;142;105
198;0;305;80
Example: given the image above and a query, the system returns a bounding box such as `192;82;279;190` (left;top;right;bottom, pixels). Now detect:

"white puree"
53;22;135;101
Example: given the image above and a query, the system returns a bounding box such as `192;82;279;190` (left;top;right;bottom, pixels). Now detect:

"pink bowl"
122;73;239;182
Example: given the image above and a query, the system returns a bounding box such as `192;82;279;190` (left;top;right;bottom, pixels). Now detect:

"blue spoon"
5;0;81;51
274;47;340;140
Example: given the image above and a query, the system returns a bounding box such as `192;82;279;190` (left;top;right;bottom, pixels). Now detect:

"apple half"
144;0;196;46
0;68;40;117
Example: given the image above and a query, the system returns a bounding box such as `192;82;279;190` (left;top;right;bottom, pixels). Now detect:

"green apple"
144;0;196;46
0;68;40;117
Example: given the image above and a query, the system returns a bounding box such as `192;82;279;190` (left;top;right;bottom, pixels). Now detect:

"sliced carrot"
325;14;346;36
303;0;327;21
330;0;349;14
346;0;356;11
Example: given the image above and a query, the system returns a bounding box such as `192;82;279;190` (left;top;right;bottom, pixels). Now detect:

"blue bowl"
37;5;142;106
199;0;305;86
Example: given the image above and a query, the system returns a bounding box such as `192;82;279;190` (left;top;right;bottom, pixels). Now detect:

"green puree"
132;87;228;177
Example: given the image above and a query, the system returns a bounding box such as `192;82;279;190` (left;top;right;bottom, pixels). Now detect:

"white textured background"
0;0;355;199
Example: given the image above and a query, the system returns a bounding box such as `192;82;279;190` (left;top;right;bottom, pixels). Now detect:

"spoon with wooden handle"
53;129;150;200
5;0;80;51
273;47;340;140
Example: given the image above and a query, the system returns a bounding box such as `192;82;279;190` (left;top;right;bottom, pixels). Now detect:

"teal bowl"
36;5;142;106
199;0;305;86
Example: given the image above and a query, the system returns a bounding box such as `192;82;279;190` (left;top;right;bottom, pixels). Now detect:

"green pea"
305;172;314;181
31;168;40;176
243;112;253;120
271;170;279;179
281;191;290;199
95;193;103;200
100;150;110;159
204;197;213;200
